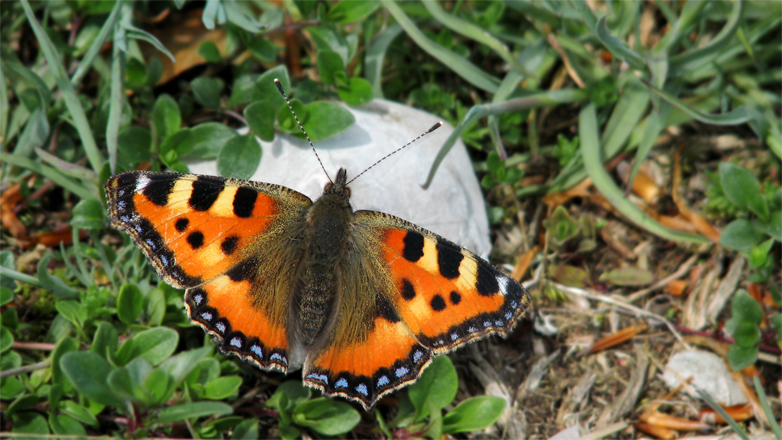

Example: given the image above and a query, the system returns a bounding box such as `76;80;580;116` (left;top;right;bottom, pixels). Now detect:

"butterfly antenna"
347;121;443;185
274;78;332;183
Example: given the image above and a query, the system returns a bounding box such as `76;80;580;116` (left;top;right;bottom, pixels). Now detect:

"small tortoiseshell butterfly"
104;80;531;410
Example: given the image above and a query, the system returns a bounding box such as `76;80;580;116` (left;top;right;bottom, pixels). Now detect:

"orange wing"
302;211;530;410
105;171;312;372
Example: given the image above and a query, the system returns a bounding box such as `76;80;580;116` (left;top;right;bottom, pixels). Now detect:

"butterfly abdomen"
288;185;355;363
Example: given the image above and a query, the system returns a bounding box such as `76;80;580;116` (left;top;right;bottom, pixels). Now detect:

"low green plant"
714;162;781;283
724;289;764;371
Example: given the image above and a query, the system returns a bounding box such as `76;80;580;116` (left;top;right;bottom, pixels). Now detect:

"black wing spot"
226;258;258;282
449;291;461;305
189;176;225;211
436;239;463;279
144;174;176;206
376;294;401;323
175;218;189;232
233;186;258;218
401;279;416;300
475;262;499;296
187;231;204;249
221;236;239;255
402;231;424;262
430;294;446;311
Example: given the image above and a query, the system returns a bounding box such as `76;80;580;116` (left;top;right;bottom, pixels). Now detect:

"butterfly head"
323;168;351;199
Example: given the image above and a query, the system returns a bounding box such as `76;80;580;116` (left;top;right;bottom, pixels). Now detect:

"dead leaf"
0;184;27;239
582;322;647;355
511;245;539;282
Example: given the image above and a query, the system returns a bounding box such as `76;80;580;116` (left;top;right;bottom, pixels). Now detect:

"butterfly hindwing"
302;210;530;410
301;224;434;409
105;171;313;372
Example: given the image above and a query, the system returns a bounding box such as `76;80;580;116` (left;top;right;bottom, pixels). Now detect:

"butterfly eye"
324;182;333;191
344;187;351;197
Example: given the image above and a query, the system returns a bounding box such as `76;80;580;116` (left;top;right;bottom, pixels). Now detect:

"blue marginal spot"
355;383;369;396
335;378;348;388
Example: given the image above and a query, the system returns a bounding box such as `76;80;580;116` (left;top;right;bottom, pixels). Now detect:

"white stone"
661;350;747;406
186;99;491;257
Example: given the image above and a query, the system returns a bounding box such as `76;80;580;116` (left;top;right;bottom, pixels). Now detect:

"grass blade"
364;23;402;99
754;376;782;438
1;153;97;201
424;89;588;188
70;0;122;86
595;15;647;72
423;1;532;78
0;62;9;141
381;0;500;94
107;29;126;174
695;386;750;440
642;79;766;136
20;0;104;174
668;0;743;76
34;147;98;185
579;103;708;244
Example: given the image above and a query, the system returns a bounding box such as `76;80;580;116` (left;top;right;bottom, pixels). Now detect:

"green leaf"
748;238;774;269
145;287;166;327
337;77;374;106
292;398;362;436
732;322;761;348
719;219;766;251
48;413;87;436
327;0;380;23
90;321;118;359
217;133;262;180
198;41;222;62
38;253;80;299
0;327;13;353
60;351;123;407
5;394;40;418
248;38;278;62
442;397;506;433
152;94;181;141
116;327;179;366
731;289;763;325
317;50;345;86
364;24;403;99
188;122;237;159
140;368;170;406
296;101;355;142
191;77;222;109
71;198;105;231
0;287;13;306
228;66;291;107
727;343;758;371
203;375;242;400
54;300;87;329
117;283;144;325
266;380;311;414
231;418;260;439
155;401;233;423
408;356;458;421
599;267;654;287
754;211;782;241
60;400;99;428
12;412;49;435
51;337;79;388
159;347;212;387
117;126;152;164
720;162;769;222
244;100;276;142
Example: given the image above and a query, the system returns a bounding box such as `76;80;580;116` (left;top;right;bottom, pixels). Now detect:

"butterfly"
104;84;531;411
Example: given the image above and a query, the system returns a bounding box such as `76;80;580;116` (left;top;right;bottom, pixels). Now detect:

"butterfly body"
105;167;530;410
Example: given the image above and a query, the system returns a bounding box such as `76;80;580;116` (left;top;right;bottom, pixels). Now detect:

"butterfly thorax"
288;168;354;367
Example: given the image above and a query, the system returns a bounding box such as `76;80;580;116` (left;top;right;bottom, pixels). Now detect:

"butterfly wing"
302;210;531;410
105;171;312;372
